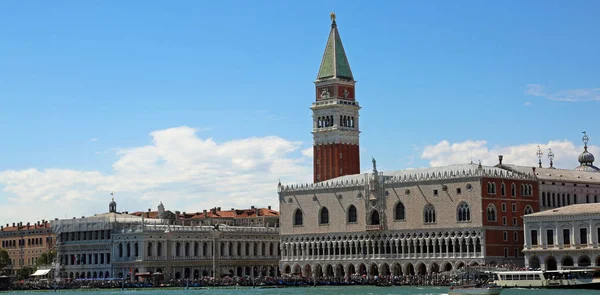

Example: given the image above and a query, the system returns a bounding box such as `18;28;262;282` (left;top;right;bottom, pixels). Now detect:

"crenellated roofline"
279;164;536;194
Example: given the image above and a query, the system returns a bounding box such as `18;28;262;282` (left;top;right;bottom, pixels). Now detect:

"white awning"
31;269;51;276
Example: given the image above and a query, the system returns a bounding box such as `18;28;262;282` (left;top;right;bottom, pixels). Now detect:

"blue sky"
0;1;598;224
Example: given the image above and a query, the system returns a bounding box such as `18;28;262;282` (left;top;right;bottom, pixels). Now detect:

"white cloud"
526;84;600;102
421;139;597;169
0;126;312;225
301;147;313;158
524;101;532;106
90;138;98;142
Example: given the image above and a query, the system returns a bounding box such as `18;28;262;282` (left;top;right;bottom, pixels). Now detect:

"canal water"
1;286;598;295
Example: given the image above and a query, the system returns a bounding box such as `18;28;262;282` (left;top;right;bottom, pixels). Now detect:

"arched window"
511;183;516;197
157;242;162;257
424;205;436;224
118;243;123;257
347;205;357;223
524;205;533;215
487;182;496;194
147;242;153;257
457;202;471;222
395;202;405;220
542;192;546;206
293;209;303;226
486;204;497;222
370;210;380;225
501;183;506;196
521;184;525;195
319;207;329;224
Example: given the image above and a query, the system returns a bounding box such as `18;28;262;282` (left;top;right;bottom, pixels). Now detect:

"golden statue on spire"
330;12;336;21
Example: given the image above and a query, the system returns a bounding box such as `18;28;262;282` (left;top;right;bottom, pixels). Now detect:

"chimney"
1;226;3;231
42;219;45;224
12;223;15;227
231;208;234;211
183;212;186;215
251;206;255;209
146;212;150;218
148;208;151;212
217;207;221;211
268;205;271;210
498;155;503;165
203;209;207;216
175;211;180;216
532;167;536;174
211;208;217;214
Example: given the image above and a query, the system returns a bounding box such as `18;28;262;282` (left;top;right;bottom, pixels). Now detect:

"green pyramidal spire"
317;14;354;81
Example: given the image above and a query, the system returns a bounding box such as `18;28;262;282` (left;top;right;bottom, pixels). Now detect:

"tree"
35;249;56;267
16;266;34;281
0;249;9;274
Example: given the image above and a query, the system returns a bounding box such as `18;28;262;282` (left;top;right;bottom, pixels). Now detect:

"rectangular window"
580;228;588;244
546;229;554;245
502;217;507;226
502;203;507;212
504;248;508;258
514;231;518;242
456;188;462;194
513;217;517;226
512;203;517;212
531;230;538;245
563;229;570;245
433;189;438;196
514;248;519;258
503;231;508;241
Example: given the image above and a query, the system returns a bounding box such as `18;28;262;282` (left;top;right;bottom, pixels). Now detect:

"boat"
491;268;600;289
449;267;503;295
448;283;503;295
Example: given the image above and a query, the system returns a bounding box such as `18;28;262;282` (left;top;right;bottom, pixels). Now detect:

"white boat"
448;283;503;295
491;268;600;289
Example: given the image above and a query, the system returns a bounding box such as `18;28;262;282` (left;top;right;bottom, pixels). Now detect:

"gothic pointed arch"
370;210;380;225
486;204;497;222
424;204;436;224
347;205;357;223
524;205;533;215
457;202;471;222
395;201;406;220
319;207;330;225
293;208;303;226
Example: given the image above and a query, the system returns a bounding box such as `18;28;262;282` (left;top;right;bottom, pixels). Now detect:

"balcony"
366;225;383;231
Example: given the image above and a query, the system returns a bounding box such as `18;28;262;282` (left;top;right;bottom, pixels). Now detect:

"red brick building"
311;14;360;183
481;175;539;264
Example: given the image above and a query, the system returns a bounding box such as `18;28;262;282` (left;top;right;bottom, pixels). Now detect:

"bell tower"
312;13;361;182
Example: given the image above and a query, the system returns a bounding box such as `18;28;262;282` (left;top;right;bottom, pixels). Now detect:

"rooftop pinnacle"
316;13;354;81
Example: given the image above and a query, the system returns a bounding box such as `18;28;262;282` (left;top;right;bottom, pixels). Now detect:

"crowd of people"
5;264;525;291
5;273;470;290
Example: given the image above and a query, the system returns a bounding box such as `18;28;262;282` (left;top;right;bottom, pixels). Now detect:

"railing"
366;225;383;231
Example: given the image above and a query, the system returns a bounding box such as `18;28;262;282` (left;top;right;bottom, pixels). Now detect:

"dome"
578;150;595;164
574;132;599;172
109;197;117;213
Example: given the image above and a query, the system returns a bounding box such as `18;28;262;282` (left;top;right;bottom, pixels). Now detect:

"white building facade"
523;203;600;270
53;200;280;280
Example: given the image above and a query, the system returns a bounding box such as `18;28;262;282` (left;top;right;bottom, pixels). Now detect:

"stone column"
211;231;222;278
